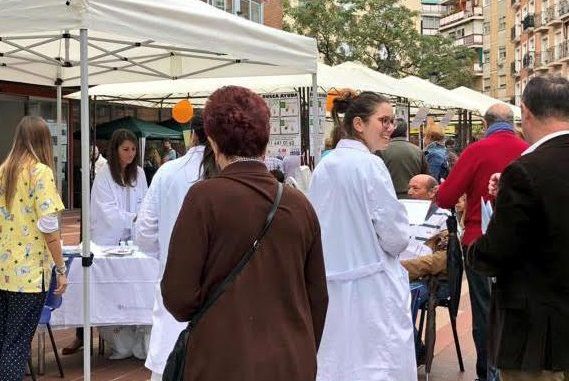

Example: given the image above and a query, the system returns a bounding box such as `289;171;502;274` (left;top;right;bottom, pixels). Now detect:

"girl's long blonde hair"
0;116;55;211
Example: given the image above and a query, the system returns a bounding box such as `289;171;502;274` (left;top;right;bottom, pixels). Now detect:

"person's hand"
488;173;501;197
54;274;68;295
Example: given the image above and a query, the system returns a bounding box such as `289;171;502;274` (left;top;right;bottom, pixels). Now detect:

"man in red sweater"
437;103;528;381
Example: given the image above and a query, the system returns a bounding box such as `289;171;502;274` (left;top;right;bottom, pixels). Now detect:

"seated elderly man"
400;174;450;269
400;174;451;365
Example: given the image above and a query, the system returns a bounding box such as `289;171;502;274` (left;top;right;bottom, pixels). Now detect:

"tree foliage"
283;0;476;89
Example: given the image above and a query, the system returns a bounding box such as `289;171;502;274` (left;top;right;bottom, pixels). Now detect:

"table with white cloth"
51;246;159;327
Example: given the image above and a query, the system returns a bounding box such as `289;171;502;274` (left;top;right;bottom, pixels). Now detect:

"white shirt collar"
336;138;370;153
522;130;569;156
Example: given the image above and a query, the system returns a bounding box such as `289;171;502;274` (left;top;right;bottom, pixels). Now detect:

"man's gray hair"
426;176;438;192
483;104;514;126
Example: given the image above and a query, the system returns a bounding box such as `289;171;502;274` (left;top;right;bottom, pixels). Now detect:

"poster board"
263;93;302;157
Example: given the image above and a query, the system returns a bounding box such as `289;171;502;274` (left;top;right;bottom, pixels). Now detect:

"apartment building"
422;0;448;35
511;0;569;105
439;0;485;89
482;0;516;102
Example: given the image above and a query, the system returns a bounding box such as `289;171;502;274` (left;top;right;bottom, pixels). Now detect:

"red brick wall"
264;0;283;29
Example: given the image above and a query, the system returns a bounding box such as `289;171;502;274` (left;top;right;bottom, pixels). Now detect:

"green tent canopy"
95;116;183;140
159;118;191;132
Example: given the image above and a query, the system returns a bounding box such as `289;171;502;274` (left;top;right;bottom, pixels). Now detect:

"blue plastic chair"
29;257;73;379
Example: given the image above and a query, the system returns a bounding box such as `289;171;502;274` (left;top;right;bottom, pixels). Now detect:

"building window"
499;75;507;89
499;16;506;30
208;0;263;23
423;16;440;30
499;47;507;60
456;28;465;38
484;49;491;63
484;22;490;34
212;0;225;10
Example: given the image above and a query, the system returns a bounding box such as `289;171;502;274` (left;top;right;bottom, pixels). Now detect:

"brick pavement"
30;210;479;380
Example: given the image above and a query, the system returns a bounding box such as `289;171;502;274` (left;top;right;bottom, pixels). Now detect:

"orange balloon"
326;89;340;112
172;100;194;123
325;88;357;112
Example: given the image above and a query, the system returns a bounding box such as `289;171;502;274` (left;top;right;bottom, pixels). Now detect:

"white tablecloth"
51;250;159;327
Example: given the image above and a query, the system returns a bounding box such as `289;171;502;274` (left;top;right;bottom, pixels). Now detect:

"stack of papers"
399;199;432;225
481;197;493;234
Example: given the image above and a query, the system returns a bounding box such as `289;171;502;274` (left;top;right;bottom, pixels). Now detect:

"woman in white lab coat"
90;128;149;359
91;129;147;246
309;92;417;381
135;110;217;381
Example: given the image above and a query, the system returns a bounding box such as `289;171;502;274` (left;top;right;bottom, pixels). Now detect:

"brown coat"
401;230;448;280
161;161;328;381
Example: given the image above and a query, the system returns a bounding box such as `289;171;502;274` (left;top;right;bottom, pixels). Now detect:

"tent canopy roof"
0;0;318;86
94;116;183;140
450;86;521;120
65;63;413;106
398;76;476;111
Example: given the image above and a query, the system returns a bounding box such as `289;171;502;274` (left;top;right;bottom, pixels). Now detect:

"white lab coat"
90;164;148;245
134;145;205;375
308;139;417;381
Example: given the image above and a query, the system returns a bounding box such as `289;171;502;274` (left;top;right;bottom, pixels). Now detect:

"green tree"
283;0;476;89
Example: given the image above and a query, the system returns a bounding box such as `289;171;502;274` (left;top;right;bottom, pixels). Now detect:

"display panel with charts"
263;93;302;157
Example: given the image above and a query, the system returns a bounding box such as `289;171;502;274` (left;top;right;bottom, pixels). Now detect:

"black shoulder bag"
162;182;284;381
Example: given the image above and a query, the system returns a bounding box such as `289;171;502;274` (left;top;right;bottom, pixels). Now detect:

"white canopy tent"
65;62;413;107
398;76;476;111
450;86;522;120
0;1;318;379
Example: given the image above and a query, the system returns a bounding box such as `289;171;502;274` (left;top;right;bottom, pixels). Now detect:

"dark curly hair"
203;86;270;158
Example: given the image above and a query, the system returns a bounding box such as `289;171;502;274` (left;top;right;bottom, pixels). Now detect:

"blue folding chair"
28;257;74;379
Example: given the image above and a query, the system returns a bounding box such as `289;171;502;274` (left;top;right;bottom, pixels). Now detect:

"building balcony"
547;6;562;25
522;14;535;32
474;62;483;76
547;43;565;66
439;6;483;30
511;0;520;9
422;4;447;16
562;41;569;61
534;12;550;32
511;60;521;77
454;33;484;47
511;25;521;42
522;52;535;70
534;50;551;70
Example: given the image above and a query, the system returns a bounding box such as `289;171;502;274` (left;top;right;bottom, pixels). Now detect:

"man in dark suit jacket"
376;118;429;199
467;75;569;381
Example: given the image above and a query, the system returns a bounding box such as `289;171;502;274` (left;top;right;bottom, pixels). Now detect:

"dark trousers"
464;249;499;381
0;290;46;381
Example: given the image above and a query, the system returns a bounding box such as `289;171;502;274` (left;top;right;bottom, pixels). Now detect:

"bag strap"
189;182;284;328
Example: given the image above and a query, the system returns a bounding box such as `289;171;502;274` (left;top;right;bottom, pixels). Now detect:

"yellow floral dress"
0;163;64;293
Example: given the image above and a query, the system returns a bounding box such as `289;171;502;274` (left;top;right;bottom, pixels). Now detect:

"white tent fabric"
399;76;476;111
450;86;522;120
334;62;417;102
0;0;318;86
65;63;413;106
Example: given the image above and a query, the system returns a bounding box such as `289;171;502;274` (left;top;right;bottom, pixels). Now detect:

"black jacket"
468;133;569;371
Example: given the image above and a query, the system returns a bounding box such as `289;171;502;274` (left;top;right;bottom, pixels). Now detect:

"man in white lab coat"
135;111;212;381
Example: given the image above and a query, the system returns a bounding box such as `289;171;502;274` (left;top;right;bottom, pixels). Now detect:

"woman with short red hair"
162;86;328;381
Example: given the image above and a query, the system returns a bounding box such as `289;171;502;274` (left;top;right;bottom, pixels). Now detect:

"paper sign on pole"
439;109;455;127
411;107;429;128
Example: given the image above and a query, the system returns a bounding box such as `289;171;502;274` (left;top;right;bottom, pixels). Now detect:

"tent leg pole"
311;73;319;168
80;28;92;381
